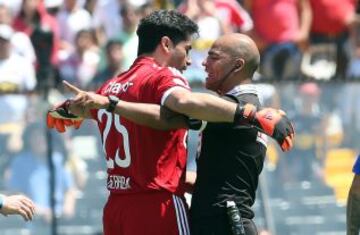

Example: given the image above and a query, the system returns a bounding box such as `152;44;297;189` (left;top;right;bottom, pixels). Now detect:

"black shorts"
190;213;258;235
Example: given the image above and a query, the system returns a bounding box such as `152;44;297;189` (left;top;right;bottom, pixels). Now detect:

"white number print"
98;110;131;169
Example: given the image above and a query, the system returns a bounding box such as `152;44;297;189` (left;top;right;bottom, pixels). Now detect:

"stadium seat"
324;148;356;204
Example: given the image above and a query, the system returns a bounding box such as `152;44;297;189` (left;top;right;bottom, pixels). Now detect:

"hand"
0;194;35;221
294;31;309;51
47;100;83;133
253;108;295;152
47;80;109;133
47;112;83;133
63;81;109;111
235;104;295;152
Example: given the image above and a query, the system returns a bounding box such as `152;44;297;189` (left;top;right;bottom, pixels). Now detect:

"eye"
209;55;218;61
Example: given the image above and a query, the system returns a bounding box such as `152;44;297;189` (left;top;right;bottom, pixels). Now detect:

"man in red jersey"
48;10;294;235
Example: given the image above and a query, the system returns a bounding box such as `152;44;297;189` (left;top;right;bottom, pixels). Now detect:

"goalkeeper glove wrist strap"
233;104;257;125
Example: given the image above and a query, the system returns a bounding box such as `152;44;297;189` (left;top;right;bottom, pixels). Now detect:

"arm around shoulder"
112;100;189;130
163;88;237;123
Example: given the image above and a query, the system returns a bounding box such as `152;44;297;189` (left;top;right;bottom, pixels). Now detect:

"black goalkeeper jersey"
190;85;267;220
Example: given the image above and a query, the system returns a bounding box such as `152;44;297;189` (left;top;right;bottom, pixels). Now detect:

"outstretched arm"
164;88;294;151
164;89;237;122
48;81;189;131
0;194;35;221
49;82;294;151
109;100;189;130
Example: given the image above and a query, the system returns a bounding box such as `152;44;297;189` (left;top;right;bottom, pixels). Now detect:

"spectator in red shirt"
309;0;356;80
245;0;312;81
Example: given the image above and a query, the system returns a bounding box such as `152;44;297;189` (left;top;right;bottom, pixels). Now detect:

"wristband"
233;104;256;124
106;95;120;113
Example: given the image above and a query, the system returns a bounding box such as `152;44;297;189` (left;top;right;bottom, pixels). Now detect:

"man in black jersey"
189;33;266;235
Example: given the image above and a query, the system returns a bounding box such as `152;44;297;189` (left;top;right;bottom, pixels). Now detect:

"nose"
202;59;207;68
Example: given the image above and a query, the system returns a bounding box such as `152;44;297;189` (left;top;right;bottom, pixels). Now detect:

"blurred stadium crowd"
0;0;359;234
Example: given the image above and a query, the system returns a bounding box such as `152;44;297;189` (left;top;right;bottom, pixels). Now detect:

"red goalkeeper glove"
47;100;83;133
235;104;295;152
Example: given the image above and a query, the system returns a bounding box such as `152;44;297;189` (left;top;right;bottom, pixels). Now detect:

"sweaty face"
203;44;233;92
167;39;192;73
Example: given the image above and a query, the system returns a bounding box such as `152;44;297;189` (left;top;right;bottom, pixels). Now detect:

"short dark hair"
136;10;198;55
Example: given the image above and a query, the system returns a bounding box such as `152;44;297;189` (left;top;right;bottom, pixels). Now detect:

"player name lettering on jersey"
107;175;131;190
105;81;134;95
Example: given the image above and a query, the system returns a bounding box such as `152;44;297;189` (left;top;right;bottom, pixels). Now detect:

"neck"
144;52;167;67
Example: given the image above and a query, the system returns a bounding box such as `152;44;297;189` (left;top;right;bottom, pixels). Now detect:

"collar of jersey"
226;84;258;96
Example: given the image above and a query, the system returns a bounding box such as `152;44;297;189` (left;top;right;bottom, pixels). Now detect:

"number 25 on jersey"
98;110;131;169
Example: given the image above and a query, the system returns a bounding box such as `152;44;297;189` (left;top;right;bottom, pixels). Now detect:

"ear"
234;58;245;71
160;36;173;54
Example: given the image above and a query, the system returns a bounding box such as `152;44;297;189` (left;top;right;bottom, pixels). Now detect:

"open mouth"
206;73;214;81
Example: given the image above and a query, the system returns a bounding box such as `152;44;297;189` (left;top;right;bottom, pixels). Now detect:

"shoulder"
227;84;259;97
156;66;183;77
155;67;190;87
225;84;261;107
